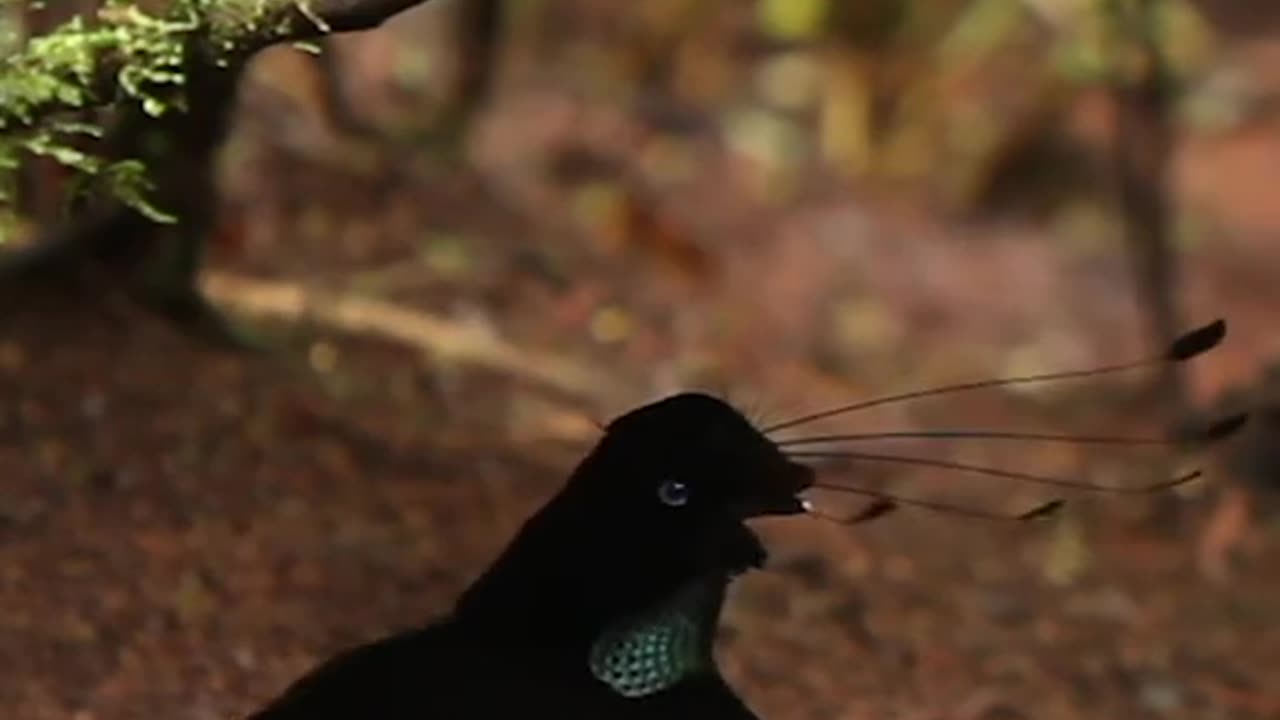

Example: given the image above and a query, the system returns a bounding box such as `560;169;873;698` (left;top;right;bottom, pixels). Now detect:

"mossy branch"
0;0;431;135
0;0;437;246
0;0;438;332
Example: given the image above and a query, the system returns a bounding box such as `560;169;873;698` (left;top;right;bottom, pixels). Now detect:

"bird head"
454;392;812;641
571;392;813;577
455;320;1238;649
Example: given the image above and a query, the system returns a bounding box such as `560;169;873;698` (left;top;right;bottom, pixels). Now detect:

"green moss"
0;2;205;128
0;0;339;240
0;0;253;237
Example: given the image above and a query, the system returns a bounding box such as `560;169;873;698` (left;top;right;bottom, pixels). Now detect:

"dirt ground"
3;9;1280;720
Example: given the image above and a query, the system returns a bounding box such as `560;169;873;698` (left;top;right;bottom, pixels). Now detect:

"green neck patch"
588;578;724;698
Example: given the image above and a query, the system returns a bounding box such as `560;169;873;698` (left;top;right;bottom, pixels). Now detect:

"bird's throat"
587;575;728;698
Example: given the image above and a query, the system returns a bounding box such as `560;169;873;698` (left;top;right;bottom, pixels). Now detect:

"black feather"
246;393;811;720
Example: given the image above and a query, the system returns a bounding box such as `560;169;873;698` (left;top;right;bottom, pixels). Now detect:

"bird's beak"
740;461;815;517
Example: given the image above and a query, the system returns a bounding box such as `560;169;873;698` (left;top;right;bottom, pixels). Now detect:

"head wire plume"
765;320;1246;524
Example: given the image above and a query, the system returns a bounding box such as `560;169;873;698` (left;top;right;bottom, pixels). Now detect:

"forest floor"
4;26;1280;720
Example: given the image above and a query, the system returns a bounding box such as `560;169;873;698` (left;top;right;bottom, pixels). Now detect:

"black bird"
247;319;1237;720
248;392;813;719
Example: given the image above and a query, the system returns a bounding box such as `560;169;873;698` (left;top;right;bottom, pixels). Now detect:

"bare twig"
201;271;614;399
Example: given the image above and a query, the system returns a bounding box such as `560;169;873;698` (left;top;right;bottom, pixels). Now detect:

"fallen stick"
201;271;612;398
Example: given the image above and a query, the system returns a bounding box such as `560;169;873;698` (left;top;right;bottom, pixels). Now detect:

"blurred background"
1;0;1278;718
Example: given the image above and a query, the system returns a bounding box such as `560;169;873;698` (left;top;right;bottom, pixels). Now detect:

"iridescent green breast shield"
588;577;725;698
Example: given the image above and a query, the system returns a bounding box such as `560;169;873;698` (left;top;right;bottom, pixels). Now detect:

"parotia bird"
248;320;1242;720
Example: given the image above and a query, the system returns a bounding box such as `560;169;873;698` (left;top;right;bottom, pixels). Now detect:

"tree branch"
202;271;614;399
265;0;432;37
0;0;438;134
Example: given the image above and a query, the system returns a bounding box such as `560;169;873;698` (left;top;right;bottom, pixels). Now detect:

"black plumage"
247;392;812;720
247;319;1240;718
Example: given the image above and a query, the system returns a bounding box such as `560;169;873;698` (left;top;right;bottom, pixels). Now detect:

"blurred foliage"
0;0;1244;244
470;0;1230;221
750;0;1217;210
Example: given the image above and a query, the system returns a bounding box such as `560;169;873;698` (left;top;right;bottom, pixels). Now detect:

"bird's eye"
657;479;690;507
